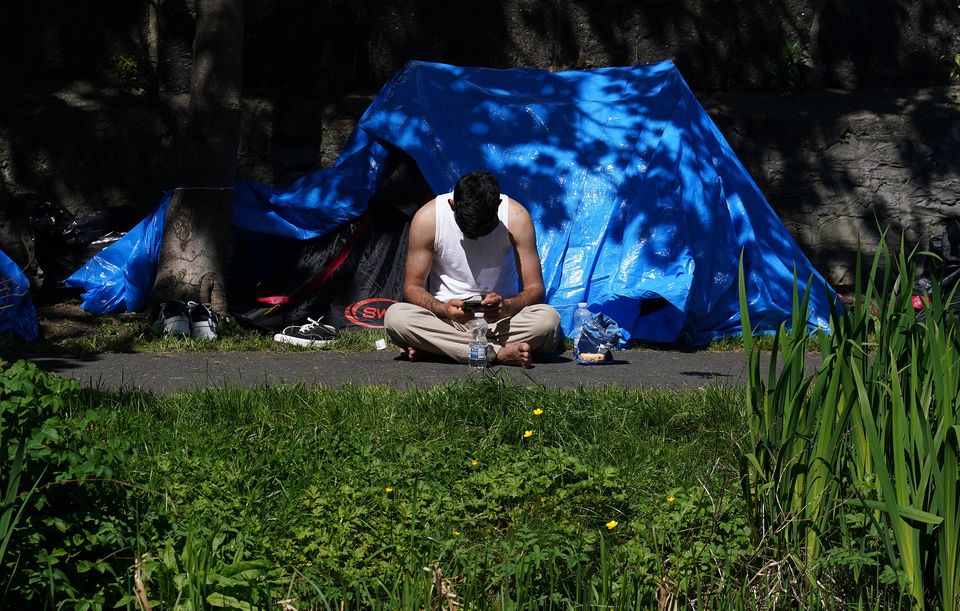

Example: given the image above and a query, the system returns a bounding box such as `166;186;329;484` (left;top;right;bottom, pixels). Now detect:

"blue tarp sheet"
68;59;834;345
0;248;38;342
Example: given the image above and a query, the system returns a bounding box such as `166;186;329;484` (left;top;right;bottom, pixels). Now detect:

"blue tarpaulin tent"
68;59;834;345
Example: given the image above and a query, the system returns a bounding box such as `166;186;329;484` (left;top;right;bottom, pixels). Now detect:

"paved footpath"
26;349;821;394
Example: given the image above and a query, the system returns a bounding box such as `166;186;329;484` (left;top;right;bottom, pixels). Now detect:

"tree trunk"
151;0;243;314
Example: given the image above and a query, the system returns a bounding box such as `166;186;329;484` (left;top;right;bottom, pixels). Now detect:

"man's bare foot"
493;342;532;368
404;346;418;361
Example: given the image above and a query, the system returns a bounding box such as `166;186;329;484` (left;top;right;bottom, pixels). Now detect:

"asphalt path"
26;349;821;394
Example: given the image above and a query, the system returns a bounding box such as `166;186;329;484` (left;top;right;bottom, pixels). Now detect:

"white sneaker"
153;300;191;337
187;301;218;340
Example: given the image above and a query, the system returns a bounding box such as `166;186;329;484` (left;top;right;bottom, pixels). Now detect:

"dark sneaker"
153;300;191;337
273;317;339;347
187;301;218;340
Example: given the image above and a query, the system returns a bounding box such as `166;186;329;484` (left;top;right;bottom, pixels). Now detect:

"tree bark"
151;0;243;314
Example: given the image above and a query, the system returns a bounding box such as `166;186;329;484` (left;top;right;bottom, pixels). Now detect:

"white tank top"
428;192;520;302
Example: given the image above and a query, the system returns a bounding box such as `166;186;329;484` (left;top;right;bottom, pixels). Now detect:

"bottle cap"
474;311;484;318
578;302;587;308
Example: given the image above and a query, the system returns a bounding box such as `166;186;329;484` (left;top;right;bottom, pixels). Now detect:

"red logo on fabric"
344;298;397;328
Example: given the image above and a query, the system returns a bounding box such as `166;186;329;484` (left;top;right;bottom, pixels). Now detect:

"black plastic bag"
29;202;137;299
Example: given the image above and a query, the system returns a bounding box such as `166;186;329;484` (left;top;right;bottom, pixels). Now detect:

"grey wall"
708;87;960;289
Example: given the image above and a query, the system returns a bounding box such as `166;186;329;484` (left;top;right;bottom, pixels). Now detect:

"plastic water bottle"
571;302;591;342
468;312;488;369
571;302;592;362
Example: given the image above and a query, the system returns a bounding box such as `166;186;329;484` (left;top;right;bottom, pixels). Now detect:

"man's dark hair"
453;171;501;239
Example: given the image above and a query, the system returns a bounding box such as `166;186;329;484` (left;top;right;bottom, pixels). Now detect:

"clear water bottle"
571;302;592;361
468;312;488;369
571;302;591;342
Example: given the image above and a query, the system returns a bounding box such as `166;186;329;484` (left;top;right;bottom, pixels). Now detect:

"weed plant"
0;360;136;607
739;238;960;609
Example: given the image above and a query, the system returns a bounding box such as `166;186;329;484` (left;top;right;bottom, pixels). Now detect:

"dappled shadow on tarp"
66;60;834;346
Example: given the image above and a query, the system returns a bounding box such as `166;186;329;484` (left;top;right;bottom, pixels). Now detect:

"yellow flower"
667;495;676;504
606;520;618;530
532;408;543;416
523;430;534;438
385;487;394;494
452;531;461;537
470;459;479;468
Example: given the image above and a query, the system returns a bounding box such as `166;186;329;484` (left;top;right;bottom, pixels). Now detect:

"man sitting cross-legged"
383;170;562;368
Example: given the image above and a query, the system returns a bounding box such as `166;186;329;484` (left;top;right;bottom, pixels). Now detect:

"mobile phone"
461;295;483;310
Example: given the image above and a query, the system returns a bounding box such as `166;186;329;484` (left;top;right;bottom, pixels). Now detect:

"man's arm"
482;199;546;318
402;201;471;322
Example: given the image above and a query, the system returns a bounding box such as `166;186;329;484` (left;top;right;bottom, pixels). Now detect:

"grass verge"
3;362;755;608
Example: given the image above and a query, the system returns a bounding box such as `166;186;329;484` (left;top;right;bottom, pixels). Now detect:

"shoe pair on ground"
154;300;218;340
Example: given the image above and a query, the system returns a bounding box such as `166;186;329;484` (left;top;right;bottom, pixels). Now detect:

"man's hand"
481;292;507;321
445;298;475;324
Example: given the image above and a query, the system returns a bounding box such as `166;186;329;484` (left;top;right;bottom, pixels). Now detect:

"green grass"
4;369;756;608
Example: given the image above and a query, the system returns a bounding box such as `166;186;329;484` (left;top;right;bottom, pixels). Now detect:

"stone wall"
707;86;960;289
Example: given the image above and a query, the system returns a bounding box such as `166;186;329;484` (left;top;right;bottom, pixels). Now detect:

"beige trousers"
384;302;563;363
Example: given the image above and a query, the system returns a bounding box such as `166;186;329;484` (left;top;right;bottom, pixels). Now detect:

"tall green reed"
0;435;42;596
739;238;960;608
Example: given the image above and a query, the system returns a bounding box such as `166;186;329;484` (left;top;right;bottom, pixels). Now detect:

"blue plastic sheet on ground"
67;194;170;314
67;59;835;345
0;248;38;342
